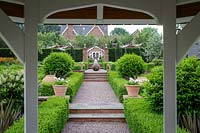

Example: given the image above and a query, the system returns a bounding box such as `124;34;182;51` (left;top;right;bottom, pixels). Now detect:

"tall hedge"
143;57;200;113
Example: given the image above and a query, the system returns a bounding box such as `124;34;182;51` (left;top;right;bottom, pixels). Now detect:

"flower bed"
6;97;69;133
108;71;128;102
124;98;188;133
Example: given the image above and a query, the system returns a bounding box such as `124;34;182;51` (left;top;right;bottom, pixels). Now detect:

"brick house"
61;25;108;40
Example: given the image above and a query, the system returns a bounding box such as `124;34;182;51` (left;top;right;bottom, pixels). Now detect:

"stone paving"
62;122;129;133
73;82;119;104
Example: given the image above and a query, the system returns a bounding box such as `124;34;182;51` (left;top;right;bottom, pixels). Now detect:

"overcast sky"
108;25;163;35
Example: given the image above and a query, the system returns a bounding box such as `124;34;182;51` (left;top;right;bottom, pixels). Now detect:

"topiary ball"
116;54;145;79
43;52;75;78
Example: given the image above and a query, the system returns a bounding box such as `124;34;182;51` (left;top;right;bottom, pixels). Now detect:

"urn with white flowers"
125;78;140;97
53;77;69;96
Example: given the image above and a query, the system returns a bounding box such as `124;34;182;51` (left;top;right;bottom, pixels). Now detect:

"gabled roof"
73;25;94;35
87;46;104;52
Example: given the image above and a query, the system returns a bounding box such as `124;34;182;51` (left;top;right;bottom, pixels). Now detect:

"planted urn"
53;77;69;96
125;78;140;97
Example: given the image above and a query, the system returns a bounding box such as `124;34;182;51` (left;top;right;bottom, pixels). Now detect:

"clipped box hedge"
124;98;188;133
108;71;128;102
66;72;84;102
6;97;69;133
39;72;83;102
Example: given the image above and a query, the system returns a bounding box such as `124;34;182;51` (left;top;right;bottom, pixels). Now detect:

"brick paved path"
62;70;130;133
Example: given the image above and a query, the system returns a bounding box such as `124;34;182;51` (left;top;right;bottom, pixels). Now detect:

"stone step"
84;73;108;76
84;77;108;79
84;79;108;82
70;103;124;114
69;113;126;122
84;74;108;77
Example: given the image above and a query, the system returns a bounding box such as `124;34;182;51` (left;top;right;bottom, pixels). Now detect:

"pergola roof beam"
0;8;24;63
177;12;200;64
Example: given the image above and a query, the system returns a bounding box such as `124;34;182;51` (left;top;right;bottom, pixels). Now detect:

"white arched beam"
0;9;24;63
39;0;161;23
177;12;200;64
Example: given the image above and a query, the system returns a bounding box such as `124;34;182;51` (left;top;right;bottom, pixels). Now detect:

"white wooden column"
24;0;39;132
162;0;177;132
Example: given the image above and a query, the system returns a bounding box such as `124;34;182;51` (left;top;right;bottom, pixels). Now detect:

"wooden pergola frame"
0;0;200;133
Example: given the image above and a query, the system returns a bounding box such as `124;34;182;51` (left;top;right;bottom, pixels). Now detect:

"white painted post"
162;0;177;132
24;0;39;132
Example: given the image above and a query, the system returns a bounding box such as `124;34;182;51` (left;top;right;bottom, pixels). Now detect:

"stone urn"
42;75;56;83
92;59;100;71
125;85;141;97
53;85;68;96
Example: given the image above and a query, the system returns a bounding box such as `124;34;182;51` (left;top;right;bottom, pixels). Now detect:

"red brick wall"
88;26;104;38
63;25;76;40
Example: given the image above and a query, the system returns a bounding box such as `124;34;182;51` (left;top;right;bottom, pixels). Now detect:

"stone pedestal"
83;48;88;62
104;47;109;62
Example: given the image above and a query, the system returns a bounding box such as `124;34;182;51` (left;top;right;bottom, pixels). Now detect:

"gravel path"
73;82;119;104
62;122;130;133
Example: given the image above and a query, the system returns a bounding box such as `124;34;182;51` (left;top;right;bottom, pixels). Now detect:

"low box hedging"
6;97;69;133
66;72;84;102
39;72;83;102
124;98;188;133
108;71;127;102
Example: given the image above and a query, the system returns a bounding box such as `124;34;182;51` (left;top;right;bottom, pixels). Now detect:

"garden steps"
84;71;108;82
69;103;125;122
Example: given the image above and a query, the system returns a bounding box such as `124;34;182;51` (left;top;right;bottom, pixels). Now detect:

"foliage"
146;62;155;72
66;72;84;102
83;62;89;70
117;34;133;45
6;97;69;133
0;70;24;111
38;32;70;49
134;27;163;62
73;35;97;48
127;78;139;85
116;54;146;79
72;63;82;70
97;36;111;48
110;28;129;36
179;111;200;133
0;99;20;133
38;25;61;33
143;57;200;113
54;78;69;85
124;98;188;133
43;52;75;77
0;48;15;58
0;38;7;48
38;83;54;96
152;58;163;66
108;71;128;102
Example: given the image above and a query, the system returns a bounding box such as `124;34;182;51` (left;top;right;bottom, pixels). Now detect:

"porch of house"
1;0;200;133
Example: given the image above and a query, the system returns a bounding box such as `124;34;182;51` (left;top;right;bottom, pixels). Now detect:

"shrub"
43;52;75;78
146;62;155;72
152;58;163;66
38;83;54;96
6;97;69;133
67;72;84;102
108;71;128;102
143;57;200;113
72;63;81;70
83;62;88;70
116;54;145;79
0;70;24;110
124;98;188;133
